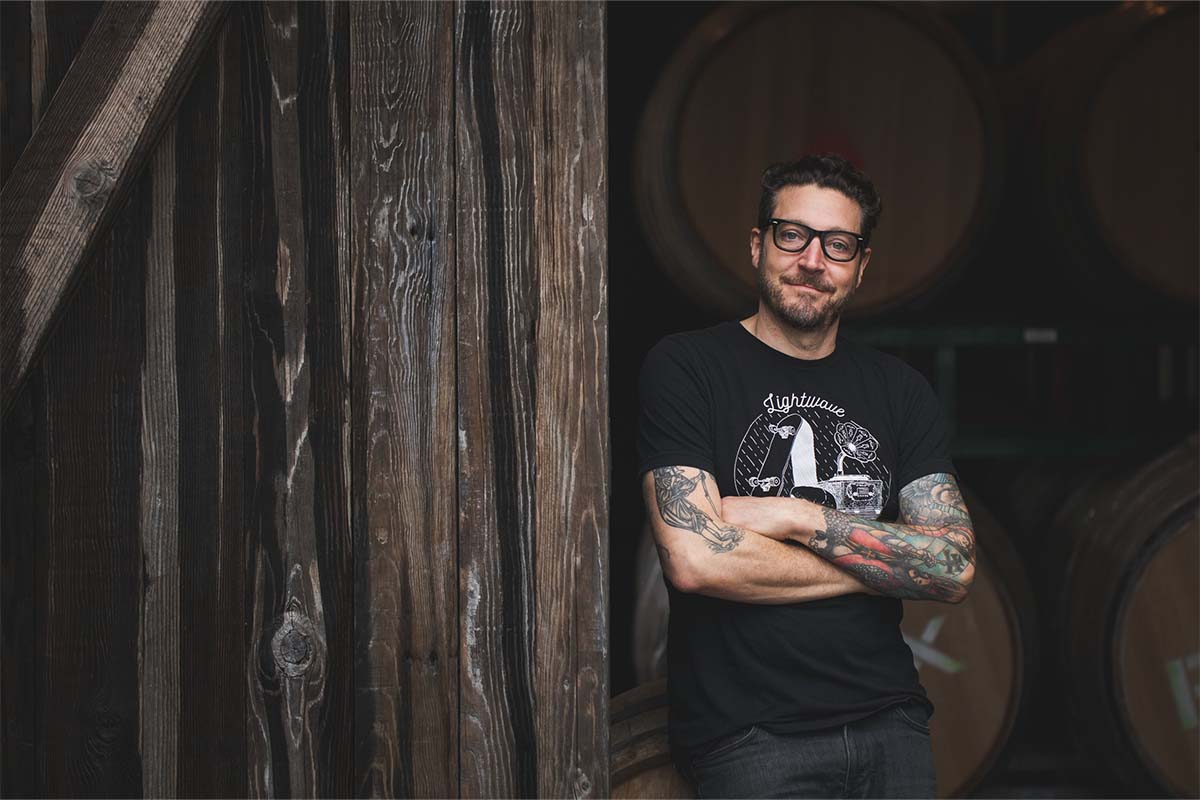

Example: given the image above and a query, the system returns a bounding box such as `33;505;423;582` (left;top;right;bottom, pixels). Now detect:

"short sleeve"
636;336;716;479
896;368;957;488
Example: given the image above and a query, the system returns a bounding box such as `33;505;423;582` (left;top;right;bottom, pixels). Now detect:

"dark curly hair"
756;154;883;243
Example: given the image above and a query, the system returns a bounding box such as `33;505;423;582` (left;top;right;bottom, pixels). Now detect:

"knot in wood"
280;629;311;664
71;158;117;208
573;769;593;798
271;612;317;678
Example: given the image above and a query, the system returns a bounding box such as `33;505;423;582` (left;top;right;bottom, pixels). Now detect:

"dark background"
607;1;1198;796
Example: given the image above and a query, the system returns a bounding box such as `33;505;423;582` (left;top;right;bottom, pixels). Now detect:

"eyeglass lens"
773;221;860;262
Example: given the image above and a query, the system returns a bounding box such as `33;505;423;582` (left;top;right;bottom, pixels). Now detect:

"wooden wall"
1;2;608;797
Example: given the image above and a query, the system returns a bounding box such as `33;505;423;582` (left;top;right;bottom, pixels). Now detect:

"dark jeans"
681;702;936;799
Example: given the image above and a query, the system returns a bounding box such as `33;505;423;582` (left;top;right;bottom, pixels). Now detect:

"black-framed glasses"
767;218;865;262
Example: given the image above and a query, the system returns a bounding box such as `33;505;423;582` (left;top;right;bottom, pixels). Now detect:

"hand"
721;495;805;541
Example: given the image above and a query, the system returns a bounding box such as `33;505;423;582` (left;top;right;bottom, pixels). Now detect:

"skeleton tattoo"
651;466;744;553
808;473;975;602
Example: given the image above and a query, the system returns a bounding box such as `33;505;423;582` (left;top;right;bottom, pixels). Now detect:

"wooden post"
456;3;608;797
349;1;459;796
239;2;354;795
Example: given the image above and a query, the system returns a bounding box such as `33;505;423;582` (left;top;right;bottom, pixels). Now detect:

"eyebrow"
773;217;861;236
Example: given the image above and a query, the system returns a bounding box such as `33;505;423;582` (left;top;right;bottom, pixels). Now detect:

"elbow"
947;560;976;604
665;551;710;595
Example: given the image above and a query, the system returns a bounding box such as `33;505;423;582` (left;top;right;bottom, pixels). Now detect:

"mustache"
779;277;834;292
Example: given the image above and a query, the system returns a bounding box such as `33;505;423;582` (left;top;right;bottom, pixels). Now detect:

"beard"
756;266;859;331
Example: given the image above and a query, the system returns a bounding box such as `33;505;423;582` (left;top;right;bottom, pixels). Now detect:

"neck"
741;305;840;360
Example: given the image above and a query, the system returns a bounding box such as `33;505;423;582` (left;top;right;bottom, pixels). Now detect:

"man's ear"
750;228;763;270
855;247;872;288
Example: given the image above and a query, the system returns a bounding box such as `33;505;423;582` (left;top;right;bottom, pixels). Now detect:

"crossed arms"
642;466;975;604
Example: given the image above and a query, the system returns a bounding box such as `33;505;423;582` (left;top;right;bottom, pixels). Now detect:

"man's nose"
795;237;825;270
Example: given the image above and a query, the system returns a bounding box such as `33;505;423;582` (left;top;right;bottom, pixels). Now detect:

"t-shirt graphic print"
735;393;889;518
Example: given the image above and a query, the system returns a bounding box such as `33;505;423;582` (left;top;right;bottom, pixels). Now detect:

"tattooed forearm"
652;466;744;552
809;515;970;601
804;473;975;602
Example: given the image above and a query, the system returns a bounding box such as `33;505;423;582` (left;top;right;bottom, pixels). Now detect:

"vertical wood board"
172;13;250;796
456;3;539;797
456;2;609;797
238;2;353;795
530;6;609;797
350;2;459;797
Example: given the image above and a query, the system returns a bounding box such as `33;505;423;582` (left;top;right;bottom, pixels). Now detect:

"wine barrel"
1053;435;1199;797
1019;3;1198;305
633;2;1001;318
631;488;1035;798
610;680;695;799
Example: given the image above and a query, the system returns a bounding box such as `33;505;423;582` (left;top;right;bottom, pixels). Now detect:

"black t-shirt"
636;320;957;761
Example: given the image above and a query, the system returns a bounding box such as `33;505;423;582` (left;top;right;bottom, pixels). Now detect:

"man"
636;154;975;798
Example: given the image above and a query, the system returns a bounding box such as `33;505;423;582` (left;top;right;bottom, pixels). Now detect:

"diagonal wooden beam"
1;0;228;416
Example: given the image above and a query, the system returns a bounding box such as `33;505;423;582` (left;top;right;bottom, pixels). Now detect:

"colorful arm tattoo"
807;473;975;602
651;466;744;553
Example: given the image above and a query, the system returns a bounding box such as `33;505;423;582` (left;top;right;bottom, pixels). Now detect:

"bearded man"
637;154;976;798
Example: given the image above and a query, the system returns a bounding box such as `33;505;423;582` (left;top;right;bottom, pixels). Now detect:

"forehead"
773;184;863;232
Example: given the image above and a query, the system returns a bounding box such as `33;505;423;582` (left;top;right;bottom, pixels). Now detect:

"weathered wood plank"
456;2;609;796
240;3;293;793
260;2;325;790
172;11;249;796
0;338;45;800
298;2;355;796
1;4;116;796
350;2;458;796
37;151;148;798
237;6;284;792
1;0;227;416
239;2;352;796
138;119;181;800
529;6;609;798
456;3;540;796
0;4;39;794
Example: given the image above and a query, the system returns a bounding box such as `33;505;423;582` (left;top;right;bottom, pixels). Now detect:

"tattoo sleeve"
806;473;975;602
651;466;744;552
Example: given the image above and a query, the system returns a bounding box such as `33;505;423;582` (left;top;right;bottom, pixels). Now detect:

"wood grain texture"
530;6;608;797
456;4;539;795
1;0;227;415
297;2;355;796
350;2;459;796
456;2;608;797
0;4;39;794
240;2;351;795
172;12;250;796
0;343;45;800
138;119;181;800
37;144;148;798
3;3;610;796
1;4;110;796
